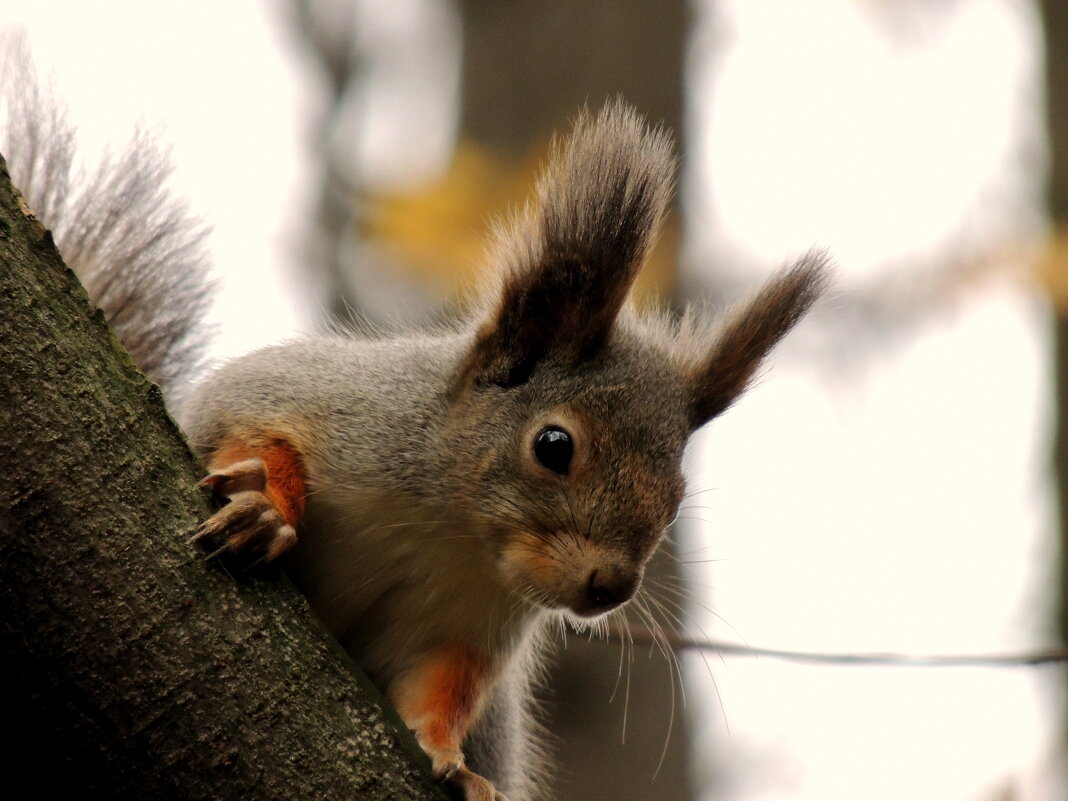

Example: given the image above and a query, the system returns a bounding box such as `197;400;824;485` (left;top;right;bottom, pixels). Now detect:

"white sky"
0;0;315;361
2;1;1064;798
684;0;1065;798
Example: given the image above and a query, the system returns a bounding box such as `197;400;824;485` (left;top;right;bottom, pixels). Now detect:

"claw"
192;461;297;564
205;542;231;561
447;765;508;801
428;748;464;781
419;743;507;801
198;458;267;496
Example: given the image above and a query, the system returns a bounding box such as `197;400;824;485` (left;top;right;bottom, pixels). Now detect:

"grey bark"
0;151;447;800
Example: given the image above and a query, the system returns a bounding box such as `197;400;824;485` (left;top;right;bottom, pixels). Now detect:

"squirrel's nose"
584;566;640;614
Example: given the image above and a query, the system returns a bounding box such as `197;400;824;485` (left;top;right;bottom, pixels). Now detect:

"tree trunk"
0;152;446;800
1041;1;1068;771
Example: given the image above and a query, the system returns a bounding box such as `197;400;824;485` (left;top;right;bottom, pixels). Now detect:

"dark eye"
533;426;573;476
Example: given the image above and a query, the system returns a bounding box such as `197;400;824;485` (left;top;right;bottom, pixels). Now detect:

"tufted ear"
465;101;675;388
686;251;831;428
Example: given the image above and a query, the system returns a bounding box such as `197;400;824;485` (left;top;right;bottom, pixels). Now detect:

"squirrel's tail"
1;37;214;398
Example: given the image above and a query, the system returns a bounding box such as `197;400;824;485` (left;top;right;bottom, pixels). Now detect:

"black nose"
585;567;640;614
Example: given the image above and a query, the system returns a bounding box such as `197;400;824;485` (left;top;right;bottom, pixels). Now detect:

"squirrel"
4;60;830;801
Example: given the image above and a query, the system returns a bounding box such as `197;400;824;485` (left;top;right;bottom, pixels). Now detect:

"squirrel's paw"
425;745;465;782
448;765;509;801
424;746;508;801
192;459;297;563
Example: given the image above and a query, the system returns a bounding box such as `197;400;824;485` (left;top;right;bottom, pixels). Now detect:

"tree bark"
0;151;447;800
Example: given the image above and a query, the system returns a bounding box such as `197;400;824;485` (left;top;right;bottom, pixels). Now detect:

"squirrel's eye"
533;426;573;476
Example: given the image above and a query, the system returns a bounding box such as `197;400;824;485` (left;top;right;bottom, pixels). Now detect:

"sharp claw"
205;542;230;561
243;551;272;572
192;491;295;565
188;522;215;544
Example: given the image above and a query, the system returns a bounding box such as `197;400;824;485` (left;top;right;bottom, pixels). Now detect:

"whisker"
630;594;677;778
681;486;718;500
640;593;687;708
670;516;713;529
608;606;629;704
645;575;741;632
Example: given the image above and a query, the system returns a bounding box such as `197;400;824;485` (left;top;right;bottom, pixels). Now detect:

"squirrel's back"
179;331;469;486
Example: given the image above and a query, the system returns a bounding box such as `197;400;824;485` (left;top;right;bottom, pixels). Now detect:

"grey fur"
183;102;830;800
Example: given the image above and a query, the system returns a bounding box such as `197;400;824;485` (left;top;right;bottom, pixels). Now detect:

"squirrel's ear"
686;251;831;428
466;101;675;387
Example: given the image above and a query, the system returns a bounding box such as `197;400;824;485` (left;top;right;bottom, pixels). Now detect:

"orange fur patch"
210;437;308;528
394;644;491;751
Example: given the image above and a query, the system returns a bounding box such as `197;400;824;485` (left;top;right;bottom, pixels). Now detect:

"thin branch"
611;623;1068;668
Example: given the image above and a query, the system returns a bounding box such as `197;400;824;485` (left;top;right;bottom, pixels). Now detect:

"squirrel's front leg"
192;436;306;562
391;645;508;801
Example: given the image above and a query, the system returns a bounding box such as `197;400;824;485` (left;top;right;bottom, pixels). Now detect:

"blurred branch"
841;235;1035;327
282;0;364;321
612;623;1068;668
807;233;1038;355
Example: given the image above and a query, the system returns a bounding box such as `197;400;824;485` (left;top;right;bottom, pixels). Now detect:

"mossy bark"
0;151;447;800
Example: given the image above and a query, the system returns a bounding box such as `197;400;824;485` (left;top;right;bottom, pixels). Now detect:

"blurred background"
2;0;1066;798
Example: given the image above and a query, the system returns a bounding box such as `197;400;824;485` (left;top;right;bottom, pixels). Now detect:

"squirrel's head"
446;101;830;621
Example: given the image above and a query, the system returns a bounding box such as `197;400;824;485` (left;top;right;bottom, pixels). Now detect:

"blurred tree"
458;3;693;801
287;0;363;319
1040;0;1068;758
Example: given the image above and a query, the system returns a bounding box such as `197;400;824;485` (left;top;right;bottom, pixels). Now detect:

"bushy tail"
0;37;214;397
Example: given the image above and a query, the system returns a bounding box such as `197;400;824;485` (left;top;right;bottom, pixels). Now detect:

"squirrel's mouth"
499;531;643;618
